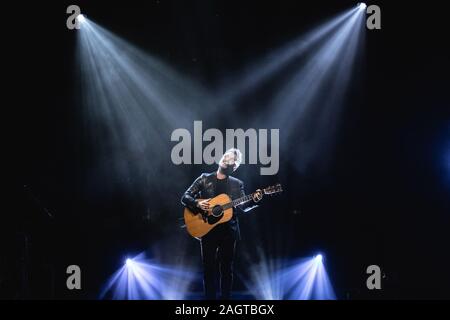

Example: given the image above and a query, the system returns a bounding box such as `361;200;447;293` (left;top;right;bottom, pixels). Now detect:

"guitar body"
183;183;282;239
184;193;233;238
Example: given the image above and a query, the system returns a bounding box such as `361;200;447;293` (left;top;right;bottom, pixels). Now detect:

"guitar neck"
222;193;254;210
220;184;282;210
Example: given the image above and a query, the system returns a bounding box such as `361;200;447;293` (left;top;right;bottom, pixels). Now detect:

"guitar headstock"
262;183;283;195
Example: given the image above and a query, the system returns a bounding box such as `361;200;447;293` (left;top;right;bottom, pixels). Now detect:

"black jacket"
181;172;256;240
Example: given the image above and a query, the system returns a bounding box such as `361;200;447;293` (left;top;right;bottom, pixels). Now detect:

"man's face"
219;152;237;172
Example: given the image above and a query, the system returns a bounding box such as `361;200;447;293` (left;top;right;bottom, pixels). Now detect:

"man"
181;148;263;300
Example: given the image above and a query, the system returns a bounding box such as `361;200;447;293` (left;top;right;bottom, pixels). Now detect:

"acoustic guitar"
183;184;283;238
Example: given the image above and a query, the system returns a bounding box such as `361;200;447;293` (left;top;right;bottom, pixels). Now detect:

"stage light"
100;252;197;300
77;14;86;23
76;16;215;206
244;253;336;300
263;4;366;176
218;6;360;107
358;2;367;10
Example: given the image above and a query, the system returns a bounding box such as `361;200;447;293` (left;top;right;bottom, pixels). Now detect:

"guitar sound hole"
211;205;224;217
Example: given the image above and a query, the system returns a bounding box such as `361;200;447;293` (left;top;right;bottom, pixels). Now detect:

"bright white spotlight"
245;253;336;300
76;17;214;195
101;253;196;300
358;2;367;10
77;14;86;24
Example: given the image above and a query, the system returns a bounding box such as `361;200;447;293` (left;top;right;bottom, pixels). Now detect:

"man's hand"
252;189;263;203
196;199;211;211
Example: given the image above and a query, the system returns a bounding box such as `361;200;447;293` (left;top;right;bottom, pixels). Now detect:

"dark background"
4;0;449;299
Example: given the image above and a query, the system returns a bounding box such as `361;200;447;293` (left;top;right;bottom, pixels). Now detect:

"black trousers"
200;224;237;300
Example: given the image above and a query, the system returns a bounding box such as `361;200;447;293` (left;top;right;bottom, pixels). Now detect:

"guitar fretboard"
222;193;254;210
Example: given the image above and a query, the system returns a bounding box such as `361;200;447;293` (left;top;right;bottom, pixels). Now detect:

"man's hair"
220;148;242;170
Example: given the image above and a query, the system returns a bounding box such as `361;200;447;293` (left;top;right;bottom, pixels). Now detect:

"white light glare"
358;3;367;10
77;14;86;23
101;253;196;300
